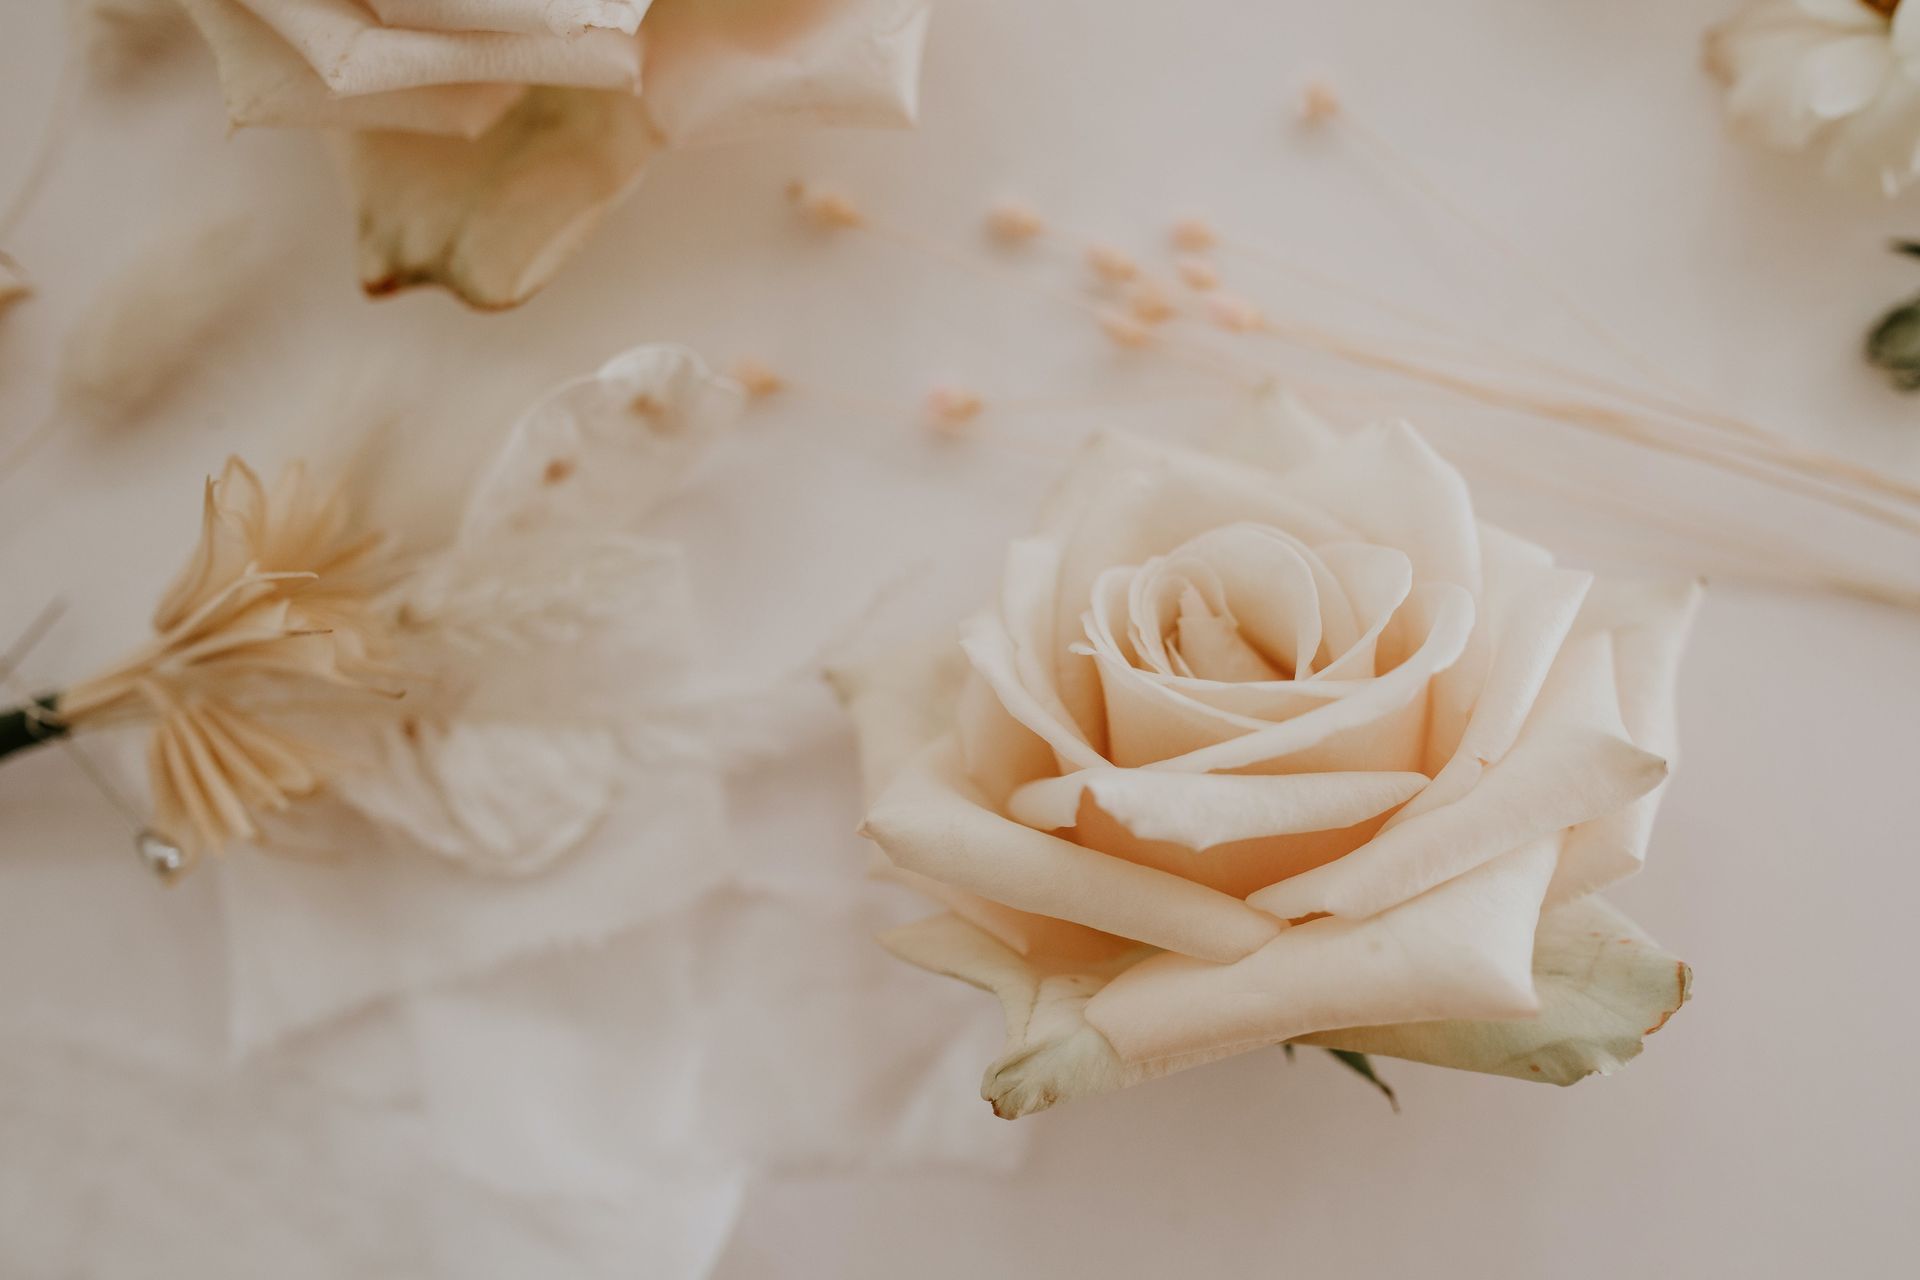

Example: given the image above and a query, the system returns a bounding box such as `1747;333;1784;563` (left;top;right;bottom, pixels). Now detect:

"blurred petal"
331;721;624;875
458;344;742;543
365;0;647;37
1301;894;1691;1084
1800;33;1893;118
1086;838;1559;1063
642;0;930;147
236;0;640;94
862;738;1285;962
344;87;660;309
182;0;526;135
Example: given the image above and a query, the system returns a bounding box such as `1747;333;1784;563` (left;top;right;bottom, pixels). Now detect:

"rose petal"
236;0;641;95
862;738;1286;962
1274;422;1482;593
364;0;646;37
1007;768;1427;851
181;0;526;135
1139;582;1475;774
955;669;1057;804
1085;838;1560;1063
1399;561;1592;816
878;913;1234;1118
344;87;660;309
1246;720;1665;921
960;605;1106;772
1300;894;1691;1085
1547;578;1702;901
1038;431;1362;742
640;0;930;148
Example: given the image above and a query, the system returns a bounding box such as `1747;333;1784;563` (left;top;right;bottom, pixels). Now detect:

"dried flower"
925;386;984;433
12;346;743;878
1170;216;1218;253
1124;279;1175;324
731;358;786;400
985;201;1046;244
59;458;399;864
1175;255;1220;291
1299;80;1342;125
788;181;866;230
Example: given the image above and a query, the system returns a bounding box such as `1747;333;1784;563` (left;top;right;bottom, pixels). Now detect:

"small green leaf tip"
1327;1049;1399;1112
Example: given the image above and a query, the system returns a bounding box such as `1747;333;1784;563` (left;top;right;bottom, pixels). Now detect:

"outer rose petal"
364;0;648;37
641;0;930;147
236;0;641;95
1301;894;1692;1085
1548;578;1702;901
878;913;1235;1119
1273;422;1482;593
343;87;660;309
1246;723;1665;921
1085;838;1560;1064
181;0;526;136
862;738;1286;963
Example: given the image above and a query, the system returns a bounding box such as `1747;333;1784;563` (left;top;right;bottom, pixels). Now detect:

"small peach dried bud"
1170;217;1217;253
1206;294;1265;333
1300;80;1342;125
1097;309;1153;349
925;386;984;434
732;359;784;399
985;201;1046;244
1176;256;1220;291
1124;280;1175;325
787;181;864;229
1085;243;1139;284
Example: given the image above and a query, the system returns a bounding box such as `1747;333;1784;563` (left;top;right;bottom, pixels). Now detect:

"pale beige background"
2;1;1917;1277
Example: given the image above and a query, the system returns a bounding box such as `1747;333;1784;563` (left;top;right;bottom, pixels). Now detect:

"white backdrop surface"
2;1;1918;1277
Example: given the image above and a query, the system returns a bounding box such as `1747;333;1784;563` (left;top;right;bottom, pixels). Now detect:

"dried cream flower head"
1707;0;1920;194
59;459;400;866
30;346;744;884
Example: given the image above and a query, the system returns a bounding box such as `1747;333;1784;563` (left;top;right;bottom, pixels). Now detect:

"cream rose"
836;398;1698;1118
178;0;932;306
1706;0;1920;194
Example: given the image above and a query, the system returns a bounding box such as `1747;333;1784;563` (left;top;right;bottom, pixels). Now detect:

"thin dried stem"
1245;317;1920;538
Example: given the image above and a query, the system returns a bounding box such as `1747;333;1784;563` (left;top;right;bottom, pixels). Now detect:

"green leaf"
1326;1049;1398;1112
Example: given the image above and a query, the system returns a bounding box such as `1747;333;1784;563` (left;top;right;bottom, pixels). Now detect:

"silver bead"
133;828;188;881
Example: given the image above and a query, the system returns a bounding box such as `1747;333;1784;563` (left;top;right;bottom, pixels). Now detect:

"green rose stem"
0;693;67;764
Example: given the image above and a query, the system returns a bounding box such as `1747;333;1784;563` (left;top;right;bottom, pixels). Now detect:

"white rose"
178;0;932;306
836;398;1698;1118
1706;0;1920;195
